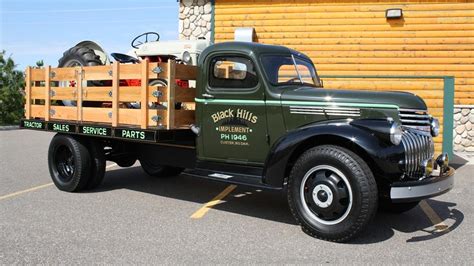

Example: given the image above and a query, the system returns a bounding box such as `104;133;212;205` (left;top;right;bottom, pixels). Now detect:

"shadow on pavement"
352;199;463;244
92;166;463;244
451;154;469;170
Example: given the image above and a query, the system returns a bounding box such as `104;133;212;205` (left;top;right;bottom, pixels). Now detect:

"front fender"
262;119;405;188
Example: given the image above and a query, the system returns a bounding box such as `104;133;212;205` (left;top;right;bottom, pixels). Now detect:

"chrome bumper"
390;166;455;203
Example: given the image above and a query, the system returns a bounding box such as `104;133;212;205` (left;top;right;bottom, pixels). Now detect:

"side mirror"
320;79;324;88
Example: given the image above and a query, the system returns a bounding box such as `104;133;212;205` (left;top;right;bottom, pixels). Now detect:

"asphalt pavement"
0;129;473;264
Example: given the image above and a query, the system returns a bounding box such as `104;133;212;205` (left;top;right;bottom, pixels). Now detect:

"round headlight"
430;117;440;137
390;122;403;145
182;51;192;64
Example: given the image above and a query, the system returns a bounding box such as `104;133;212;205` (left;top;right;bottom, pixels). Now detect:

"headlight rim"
430;117;440;137
390;121;403;145
182;51;192;64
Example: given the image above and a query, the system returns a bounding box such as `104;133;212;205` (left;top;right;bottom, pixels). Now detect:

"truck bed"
21;60;197;145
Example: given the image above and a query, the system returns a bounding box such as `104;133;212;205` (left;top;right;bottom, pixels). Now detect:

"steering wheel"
131;32;160;49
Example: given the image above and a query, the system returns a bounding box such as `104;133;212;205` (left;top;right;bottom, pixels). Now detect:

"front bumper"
390;166;455;203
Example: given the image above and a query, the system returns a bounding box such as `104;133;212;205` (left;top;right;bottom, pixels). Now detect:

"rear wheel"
287;145;378;242
139;158;183;177
85;140;106;190
48;134;91;192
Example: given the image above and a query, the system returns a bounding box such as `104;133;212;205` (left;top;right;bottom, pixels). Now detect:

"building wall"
180;0;474;153
179;0;212;40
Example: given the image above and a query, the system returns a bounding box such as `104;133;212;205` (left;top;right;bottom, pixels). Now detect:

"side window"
209;56;258;89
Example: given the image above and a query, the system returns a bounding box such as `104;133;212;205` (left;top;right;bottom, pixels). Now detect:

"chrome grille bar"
401;128;434;179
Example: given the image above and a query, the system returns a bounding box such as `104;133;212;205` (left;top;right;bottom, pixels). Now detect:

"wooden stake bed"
21;60;198;144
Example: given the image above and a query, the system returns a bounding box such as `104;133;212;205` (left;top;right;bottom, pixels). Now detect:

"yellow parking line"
0;163;119;201
419;200;450;232
191;185;237;219
0;183;54;201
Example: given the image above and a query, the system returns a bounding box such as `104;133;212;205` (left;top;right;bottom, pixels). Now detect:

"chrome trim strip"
399;108;428;113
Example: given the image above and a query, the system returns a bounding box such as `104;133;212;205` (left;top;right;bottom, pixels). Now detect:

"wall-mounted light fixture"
386;8;403;19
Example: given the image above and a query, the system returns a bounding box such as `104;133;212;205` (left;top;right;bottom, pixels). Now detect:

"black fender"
262;119;405;188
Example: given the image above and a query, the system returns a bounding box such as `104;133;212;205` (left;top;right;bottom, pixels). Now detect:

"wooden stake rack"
21;60;198;143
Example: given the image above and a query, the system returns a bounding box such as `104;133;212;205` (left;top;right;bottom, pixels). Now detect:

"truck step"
182;168;281;190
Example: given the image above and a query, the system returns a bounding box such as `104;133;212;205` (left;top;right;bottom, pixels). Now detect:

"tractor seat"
110;53;140;64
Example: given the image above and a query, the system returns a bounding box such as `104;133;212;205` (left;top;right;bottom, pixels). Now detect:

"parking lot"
1;129;473;264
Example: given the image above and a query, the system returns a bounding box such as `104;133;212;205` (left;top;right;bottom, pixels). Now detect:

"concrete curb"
0;125;19;131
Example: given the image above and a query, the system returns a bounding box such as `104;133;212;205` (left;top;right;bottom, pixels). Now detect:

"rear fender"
262;119;405;188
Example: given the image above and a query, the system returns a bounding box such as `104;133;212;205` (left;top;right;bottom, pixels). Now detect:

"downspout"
210;0;215;43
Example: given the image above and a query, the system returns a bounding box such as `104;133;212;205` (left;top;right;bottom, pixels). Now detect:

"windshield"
261;55;322;87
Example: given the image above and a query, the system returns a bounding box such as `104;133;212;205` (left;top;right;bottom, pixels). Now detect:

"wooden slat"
31;105;77;120
82;107;166;126
141;60;149;129
82;65;113;81
80;87;111;101
112;62;119;127
31;86;44;99
30;68;45;81
175;86;196;102
175;110;195;128
148;62;169;79
119;63;142;79
25;67;31;119
166;60;176;129
50;87;76;100
44;66;51;121
76;67;83;122
175;64;198;80
50;67;77;81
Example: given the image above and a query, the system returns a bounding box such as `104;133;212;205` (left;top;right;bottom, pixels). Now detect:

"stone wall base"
453;105;474;153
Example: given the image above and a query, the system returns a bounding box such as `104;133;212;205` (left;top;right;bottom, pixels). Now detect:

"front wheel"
287;145;378;242
48;134;91;192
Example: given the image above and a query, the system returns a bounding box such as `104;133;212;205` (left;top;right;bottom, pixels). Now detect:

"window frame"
207;54;260;93
260;54;321;88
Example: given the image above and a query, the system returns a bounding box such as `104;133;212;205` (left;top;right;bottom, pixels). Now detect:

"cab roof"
200;41;312;63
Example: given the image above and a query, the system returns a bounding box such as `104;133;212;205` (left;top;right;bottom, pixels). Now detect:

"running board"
182;168;282;190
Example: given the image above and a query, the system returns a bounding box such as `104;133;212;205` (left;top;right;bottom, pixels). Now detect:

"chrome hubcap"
300;165;353;225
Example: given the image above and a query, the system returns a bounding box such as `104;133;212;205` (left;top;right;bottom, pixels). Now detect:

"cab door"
197;54;269;164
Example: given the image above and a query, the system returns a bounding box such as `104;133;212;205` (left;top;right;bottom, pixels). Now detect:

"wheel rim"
54;145;75;182
300;165;353;225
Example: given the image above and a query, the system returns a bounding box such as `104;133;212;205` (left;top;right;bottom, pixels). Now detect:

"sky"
0;0;179;69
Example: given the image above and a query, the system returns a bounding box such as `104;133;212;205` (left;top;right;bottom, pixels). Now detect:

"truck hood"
280;86;427;110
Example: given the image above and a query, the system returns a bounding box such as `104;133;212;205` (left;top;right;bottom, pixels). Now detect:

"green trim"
210;0;215;43
195;98;398;109
272;100;399;109
320;75;451;79
195;98;265;105
442;77;455;159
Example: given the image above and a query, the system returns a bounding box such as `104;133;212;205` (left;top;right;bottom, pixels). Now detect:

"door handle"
202;93;215;99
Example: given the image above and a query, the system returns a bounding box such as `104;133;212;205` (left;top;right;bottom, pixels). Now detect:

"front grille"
399;108;431;132
401;129;434;179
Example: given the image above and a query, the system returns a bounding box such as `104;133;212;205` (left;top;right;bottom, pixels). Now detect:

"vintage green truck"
21;42;454;242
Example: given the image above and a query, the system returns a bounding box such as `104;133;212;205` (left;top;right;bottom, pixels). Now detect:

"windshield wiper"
291;54;304;85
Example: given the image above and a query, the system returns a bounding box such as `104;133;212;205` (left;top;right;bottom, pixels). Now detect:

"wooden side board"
25;60;197;129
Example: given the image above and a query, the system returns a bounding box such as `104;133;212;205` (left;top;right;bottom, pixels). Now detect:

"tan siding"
215;0;474;152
